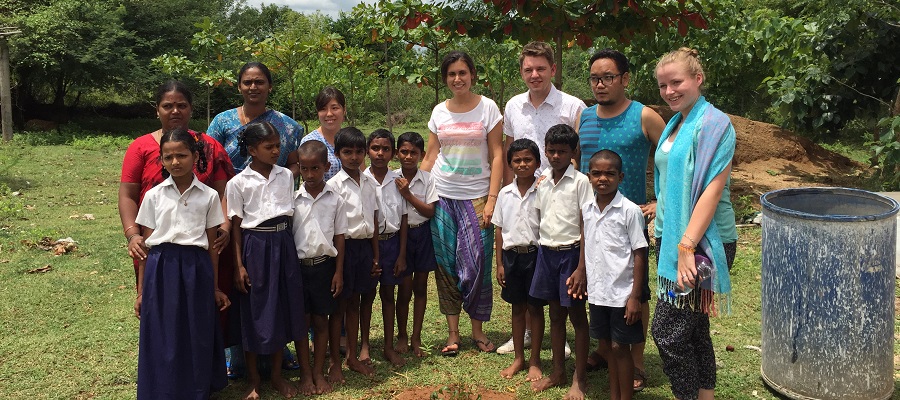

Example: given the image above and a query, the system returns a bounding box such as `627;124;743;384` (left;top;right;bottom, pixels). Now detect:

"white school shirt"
292;182;348;259
328;168;379;240
394;168;438;227
136;175;225;249
535;164;593;246
225;165;294;228
427;96;503;200
503;85;586;173
491;178;540;249
582;191;648;307
364;167;406;234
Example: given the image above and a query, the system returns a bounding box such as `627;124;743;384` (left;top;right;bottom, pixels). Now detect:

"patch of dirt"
647;105;868;206
394;385;515;400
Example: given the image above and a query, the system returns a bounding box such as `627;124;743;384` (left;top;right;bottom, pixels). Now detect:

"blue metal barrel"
760;187;897;400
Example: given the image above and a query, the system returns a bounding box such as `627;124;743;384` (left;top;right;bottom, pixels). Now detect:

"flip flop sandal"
585;351;608;372
226;359;239;379
282;349;301;370
440;342;460;357
471;338;496;353
633;367;647;392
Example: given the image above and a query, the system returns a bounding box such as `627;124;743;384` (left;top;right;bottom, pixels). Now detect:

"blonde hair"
655;47;705;86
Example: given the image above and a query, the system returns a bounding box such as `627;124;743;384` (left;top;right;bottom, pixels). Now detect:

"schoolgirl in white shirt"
225;121;304;399
133;128;230;399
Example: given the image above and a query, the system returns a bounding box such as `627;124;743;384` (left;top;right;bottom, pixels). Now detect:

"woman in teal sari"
208;62;302;176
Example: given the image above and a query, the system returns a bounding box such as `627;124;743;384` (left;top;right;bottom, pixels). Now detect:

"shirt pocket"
600;219;631;257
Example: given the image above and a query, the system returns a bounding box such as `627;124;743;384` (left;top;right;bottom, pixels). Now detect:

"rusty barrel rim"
761;187;899;222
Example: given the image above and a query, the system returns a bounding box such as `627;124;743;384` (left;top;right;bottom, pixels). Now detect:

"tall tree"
6;0;136;120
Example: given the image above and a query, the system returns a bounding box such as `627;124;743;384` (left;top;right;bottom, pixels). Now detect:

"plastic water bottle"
668;254;713;298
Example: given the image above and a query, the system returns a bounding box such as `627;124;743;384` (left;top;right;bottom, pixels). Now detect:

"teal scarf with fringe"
654;96;735;315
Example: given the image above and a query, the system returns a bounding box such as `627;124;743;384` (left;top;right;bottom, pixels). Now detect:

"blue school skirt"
239;218;306;354
137;243;226;400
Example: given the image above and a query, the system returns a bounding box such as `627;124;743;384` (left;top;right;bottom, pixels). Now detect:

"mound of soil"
647;105;867;204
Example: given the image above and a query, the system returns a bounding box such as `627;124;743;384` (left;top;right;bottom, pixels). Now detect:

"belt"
300;255;329;266
408;221;427;229
378;232;397;241
543;242;580;252
508;245;537;254
246;221;289;232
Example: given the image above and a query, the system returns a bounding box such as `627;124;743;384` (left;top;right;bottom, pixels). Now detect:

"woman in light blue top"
300;86;345;180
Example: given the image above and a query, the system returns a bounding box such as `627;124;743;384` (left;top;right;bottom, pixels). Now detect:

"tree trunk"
554;30;563;89
384;42;392;132
434;46;440;107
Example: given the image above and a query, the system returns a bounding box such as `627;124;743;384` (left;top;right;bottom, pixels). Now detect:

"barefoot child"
365;129;409;367
583;150;648;400
394;131;438;358
134;128;231;399
530;124;593;399
291;140;347;394
226;122;306;399
328;127;380;377
492;138;545;381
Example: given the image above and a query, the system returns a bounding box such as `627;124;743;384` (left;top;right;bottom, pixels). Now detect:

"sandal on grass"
282;347;301;370
440;342;460;357
585;351;608;372
633;367;647;392
471;338;496;353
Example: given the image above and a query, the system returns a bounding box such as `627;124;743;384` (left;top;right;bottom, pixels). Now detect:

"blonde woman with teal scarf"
651;48;737;400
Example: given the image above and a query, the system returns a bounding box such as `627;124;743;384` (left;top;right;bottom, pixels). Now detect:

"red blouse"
120;131;235;202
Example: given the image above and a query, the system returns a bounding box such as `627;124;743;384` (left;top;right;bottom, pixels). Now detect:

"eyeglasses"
588;74;623;87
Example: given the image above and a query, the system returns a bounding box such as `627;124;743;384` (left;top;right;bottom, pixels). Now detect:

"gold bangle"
677;243;695;253
123;225;138;234
487;194;498;199
682;233;697;247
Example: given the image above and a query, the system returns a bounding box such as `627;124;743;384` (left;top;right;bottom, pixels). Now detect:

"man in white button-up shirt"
498;41;585;358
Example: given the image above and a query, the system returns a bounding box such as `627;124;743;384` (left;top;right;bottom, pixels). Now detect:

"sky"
244;0;375;17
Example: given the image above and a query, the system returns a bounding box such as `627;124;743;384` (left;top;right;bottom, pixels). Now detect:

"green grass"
0;133;896;399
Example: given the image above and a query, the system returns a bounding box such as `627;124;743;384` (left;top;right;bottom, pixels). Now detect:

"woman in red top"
118;80;235;286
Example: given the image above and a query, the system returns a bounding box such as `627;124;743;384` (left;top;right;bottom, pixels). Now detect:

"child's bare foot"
563;379;587;400
395;335;409;353
525;365;543;382
297;374;316;396
327;362;345;384
410;337;426;358
500;358;527;379
346;357;375;377
384;348;406;367
358;345;372;365
531;371;565;392
313;373;333;394
271;375;298;398
242;379;262;400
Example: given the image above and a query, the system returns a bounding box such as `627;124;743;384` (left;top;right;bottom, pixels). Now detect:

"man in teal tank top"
575;49;666;392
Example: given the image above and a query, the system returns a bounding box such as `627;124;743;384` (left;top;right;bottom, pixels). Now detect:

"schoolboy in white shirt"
582;149;648;400
364;129;408;367
291;140;347;394
492;138;545;382
327;127;379;377
529;124;593;399
393;131;439;359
